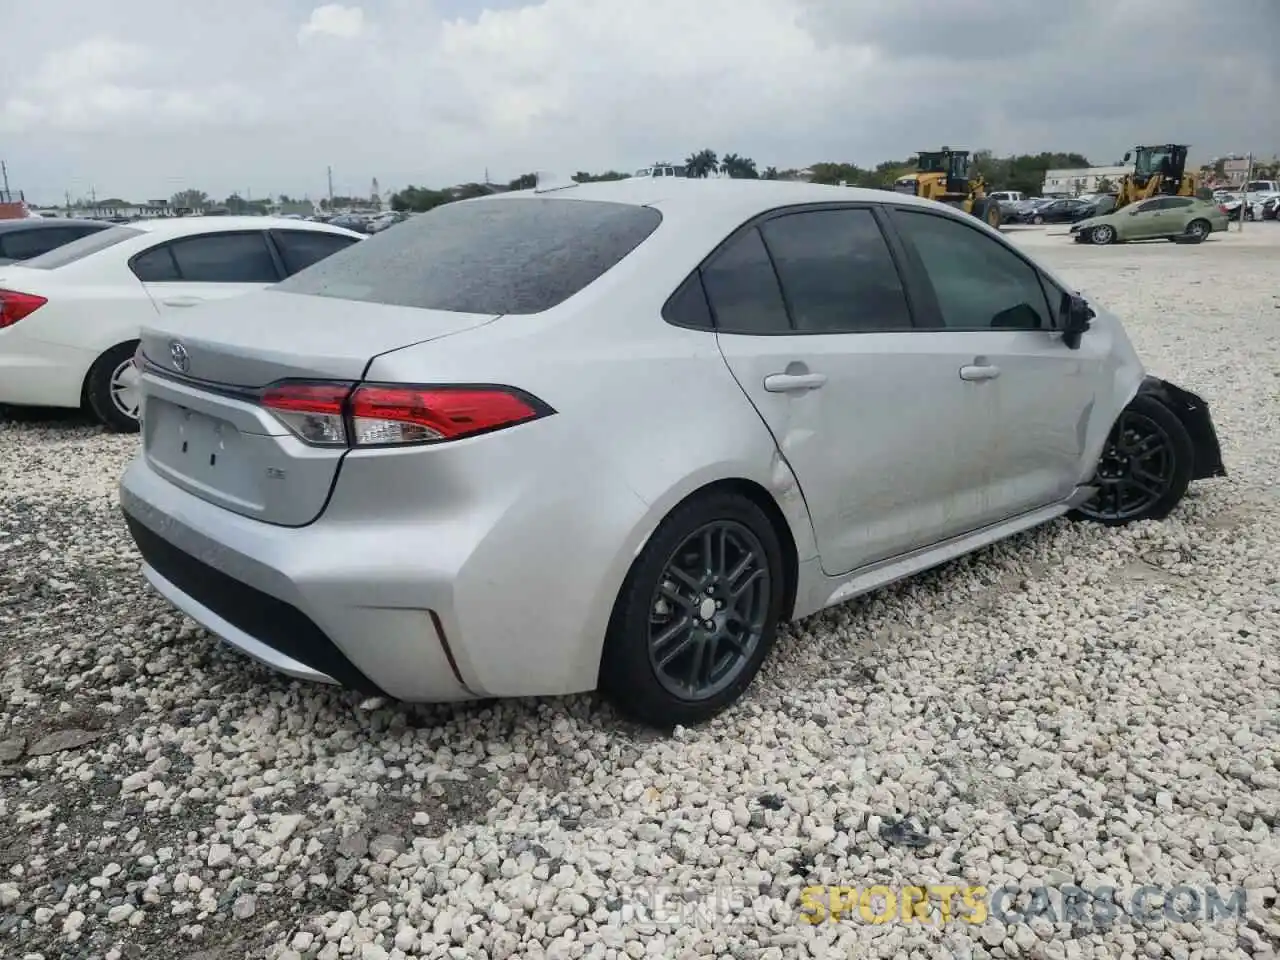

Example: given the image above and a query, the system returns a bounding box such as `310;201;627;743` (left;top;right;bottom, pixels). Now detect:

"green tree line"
386;148;1103;212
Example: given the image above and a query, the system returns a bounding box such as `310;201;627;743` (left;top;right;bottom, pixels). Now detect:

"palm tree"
684;149;718;178
720;154;759;179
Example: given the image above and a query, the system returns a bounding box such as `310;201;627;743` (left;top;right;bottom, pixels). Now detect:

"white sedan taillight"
260;381;551;448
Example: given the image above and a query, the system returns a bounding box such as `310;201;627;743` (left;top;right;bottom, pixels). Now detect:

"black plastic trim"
1136;376;1227;480
123;510;385;695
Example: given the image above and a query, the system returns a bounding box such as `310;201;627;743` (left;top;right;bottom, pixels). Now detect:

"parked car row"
0;217;364;429
310;210;408;234
1003;195;1117;225
109;178;1225;726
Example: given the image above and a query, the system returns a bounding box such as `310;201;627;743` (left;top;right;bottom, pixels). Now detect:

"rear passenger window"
168;232;279;283
700;228;790;334
759;209;912;333
894;210;1052;331
273;231;360;275
131;245;181;282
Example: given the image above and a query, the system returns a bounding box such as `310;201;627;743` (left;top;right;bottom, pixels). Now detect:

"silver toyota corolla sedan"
119;179;1225;728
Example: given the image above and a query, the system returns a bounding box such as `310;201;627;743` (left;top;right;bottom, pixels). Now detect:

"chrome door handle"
162;296;204;307
959;364;1001;381
763;372;827;393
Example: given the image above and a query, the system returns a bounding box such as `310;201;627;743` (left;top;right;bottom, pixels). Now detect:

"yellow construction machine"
892;148;1002;229
1113;144;1197;211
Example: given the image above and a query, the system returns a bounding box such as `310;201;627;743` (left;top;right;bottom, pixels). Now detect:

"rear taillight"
0;289;47;329
349;386;544;445
261;382;353;447
259;381;551;448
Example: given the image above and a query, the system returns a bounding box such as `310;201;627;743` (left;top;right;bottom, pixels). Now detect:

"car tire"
1033;214;1045;225
1184;219;1210;243
599;490;786;729
1070;394;1194;527
86;341;142;433
1090;224;1116;245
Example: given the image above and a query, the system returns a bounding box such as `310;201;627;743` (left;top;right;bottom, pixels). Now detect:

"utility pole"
1;160;10;198
65;190;71;216
1238;153;1253;233
327;166;334;209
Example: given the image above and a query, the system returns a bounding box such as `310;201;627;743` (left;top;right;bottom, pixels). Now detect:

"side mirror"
1123;151;1131;163
1061;294;1094;350
1128;210;1139;216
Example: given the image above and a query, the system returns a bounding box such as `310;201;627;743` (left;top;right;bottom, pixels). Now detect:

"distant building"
1041;165;1130;197
1222;157;1252;186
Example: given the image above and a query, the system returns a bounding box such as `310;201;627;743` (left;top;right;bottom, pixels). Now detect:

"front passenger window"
893;210;1052;331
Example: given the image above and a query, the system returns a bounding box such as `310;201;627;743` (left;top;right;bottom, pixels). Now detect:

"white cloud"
298;4;368;43
0;0;1274;204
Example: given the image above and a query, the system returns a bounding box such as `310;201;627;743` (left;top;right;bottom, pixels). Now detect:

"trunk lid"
138;288;498;386
138;290;499;526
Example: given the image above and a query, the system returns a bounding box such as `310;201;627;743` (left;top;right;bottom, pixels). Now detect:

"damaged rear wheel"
1071;395;1194;526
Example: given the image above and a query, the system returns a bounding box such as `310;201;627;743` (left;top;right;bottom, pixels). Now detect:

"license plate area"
144;398;264;512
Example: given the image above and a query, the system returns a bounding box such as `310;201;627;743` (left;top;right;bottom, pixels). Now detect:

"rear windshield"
274;197;663;315
23;226;144;269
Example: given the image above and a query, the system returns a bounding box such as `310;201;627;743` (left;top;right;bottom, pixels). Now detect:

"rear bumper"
0;328;93;408
120;456;475;702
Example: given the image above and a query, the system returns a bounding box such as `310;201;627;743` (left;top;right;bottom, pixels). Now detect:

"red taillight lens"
261;381;354;447
0;289;48;329
257;381;550;448
349;385;545;446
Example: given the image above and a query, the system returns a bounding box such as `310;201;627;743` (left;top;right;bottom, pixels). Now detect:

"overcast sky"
1;0;1276;204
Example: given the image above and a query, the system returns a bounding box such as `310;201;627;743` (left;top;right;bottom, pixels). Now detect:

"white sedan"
0;217;363;430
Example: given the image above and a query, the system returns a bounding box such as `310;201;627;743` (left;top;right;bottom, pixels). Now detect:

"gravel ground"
1;227;1278;960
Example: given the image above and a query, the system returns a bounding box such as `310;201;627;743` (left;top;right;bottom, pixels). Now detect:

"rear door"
706;205;998;575
1157;197;1196;236
887;206;1103;520
133;230;283;313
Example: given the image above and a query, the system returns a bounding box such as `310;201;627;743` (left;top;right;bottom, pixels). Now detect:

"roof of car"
0;217;112;233
118;216;360;239
485;177;945;220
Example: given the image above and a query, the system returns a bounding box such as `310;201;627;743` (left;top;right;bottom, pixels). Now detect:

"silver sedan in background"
119;179;1225;728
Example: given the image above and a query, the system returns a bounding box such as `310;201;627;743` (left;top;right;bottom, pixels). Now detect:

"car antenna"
533;171;579;194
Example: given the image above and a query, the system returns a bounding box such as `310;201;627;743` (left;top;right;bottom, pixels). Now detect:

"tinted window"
274;230;360;275
663;272;713;329
894;210;1052;331
759;209;912;333
1166;198;1194;209
22;226;144;269
276;198;662;315
700;227;790;334
0;227;94;261
130;245;181;282
168;232;279;283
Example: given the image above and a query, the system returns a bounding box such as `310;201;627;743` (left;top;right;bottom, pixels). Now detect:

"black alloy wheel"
1072;395;1194;525
647;520;771;701
600;490;785;728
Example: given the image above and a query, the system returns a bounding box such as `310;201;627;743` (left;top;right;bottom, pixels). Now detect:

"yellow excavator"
1113;144;1197;212
892;148;1002;229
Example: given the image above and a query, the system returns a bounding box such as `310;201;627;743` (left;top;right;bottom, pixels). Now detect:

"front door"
887;206;1102;521
701;206;998;575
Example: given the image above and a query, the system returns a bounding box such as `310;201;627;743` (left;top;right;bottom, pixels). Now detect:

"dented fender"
1135;377;1227;480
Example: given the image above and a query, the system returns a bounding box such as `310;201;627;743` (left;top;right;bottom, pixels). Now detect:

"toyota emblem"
169;340;190;374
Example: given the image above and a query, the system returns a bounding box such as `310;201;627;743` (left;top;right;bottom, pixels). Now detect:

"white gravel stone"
1;229;1278;960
